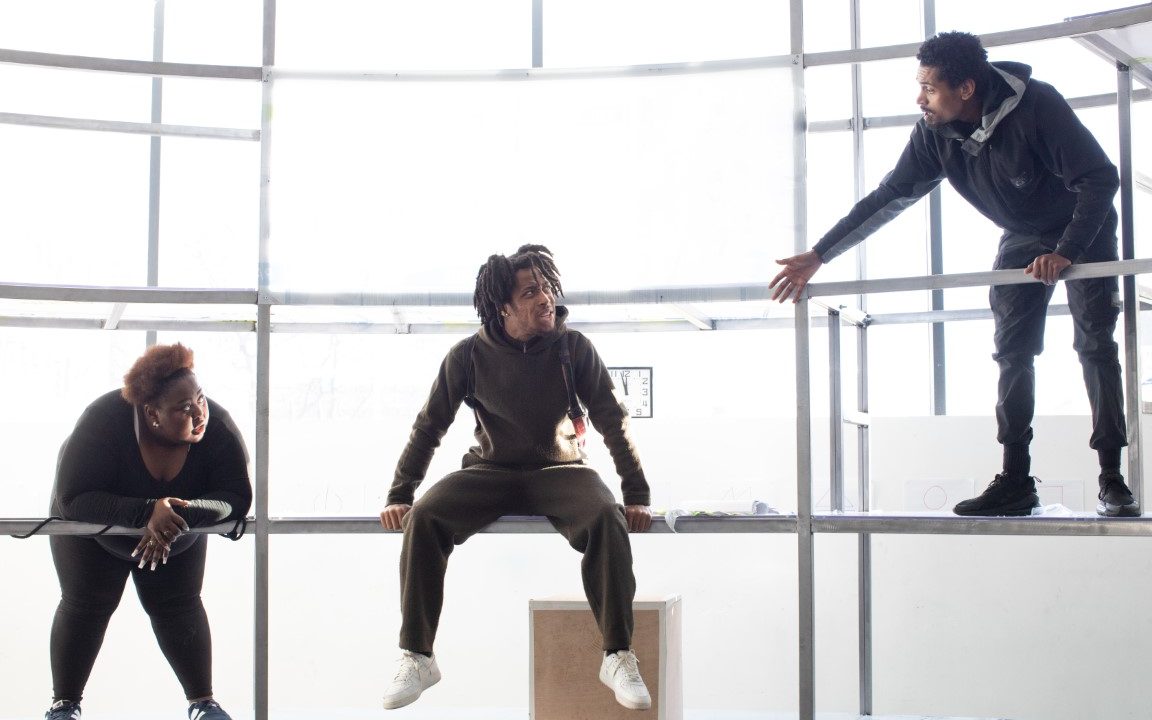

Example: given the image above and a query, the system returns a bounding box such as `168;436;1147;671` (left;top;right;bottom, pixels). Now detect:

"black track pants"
990;216;1126;453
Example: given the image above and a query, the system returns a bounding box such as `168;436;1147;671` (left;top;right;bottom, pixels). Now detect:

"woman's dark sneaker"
953;473;1039;516
1097;471;1140;517
44;700;81;720
188;700;232;720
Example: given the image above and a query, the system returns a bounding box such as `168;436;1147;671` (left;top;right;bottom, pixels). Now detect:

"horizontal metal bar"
270;284;776;307
809;119;853;133
11;513;1152;538
0;112;259;140
814;513;1152;537
805;4;1152;67
1069;87;1152;109
0;314;839;335
272;55;794;83
268;320;715;335
268;515;799;534
2;519;240;537
1;515;797;537
0;283;257;304
807;258;1152;299
0;316;105;330
862;113;921;130
0;47;262;80
867;304;1074;326
813;299;871;327
812;89;1151;135
0;316;254;332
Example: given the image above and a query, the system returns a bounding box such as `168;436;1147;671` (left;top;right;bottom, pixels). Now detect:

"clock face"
608;366;653;418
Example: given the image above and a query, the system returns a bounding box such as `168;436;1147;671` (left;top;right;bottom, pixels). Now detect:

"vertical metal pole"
857;330;872;717
789;1;813;717
849;0;873;715
829;310;844;511
928;189;946;414
254;303;270;720
1117;62;1142;503
532;0;543;68
790;0;807;258
849;0;865;280
796;299;815;720
146;0;165;348
254;3;275;720
922;4;945;416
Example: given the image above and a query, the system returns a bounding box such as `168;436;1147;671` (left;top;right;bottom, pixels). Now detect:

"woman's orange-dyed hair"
121;343;195;405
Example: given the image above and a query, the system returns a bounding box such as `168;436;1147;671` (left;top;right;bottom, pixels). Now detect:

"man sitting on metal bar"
770;30;1136;518
379;244;654;710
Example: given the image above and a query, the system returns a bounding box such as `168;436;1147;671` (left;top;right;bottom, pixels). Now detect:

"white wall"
4;413;1151;719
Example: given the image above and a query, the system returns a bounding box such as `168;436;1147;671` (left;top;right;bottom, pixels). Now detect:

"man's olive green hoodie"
388;306;649;507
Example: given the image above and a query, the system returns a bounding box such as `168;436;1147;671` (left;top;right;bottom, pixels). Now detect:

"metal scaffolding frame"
2;2;1151;719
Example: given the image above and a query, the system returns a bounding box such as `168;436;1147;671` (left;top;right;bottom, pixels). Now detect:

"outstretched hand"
769;251;823;303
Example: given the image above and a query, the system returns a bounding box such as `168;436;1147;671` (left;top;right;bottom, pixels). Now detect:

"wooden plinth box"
529;595;682;720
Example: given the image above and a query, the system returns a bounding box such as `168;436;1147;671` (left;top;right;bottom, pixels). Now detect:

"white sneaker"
382;650;441;710
599;650;652;710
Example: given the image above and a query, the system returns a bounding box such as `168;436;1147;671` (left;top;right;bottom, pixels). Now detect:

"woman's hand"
132;497;190;570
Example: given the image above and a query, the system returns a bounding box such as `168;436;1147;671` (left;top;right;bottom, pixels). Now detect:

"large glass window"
0;126;151;286
934;0;1129;37
157;138;261;288
804;0;851;54
546;0;790;66
0;0;154;59
275;0;530;70
858;0;923;47
271;69;793;293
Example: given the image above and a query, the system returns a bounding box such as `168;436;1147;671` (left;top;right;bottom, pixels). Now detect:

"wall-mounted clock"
608;366;653;418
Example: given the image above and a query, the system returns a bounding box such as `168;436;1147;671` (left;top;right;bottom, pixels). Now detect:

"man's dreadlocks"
472;244;564;326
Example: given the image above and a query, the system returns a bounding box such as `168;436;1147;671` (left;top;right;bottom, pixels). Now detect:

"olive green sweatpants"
398;461;636;653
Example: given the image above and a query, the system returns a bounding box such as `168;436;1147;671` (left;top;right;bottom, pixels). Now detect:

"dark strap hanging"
558;333;587;445
462;334;479;409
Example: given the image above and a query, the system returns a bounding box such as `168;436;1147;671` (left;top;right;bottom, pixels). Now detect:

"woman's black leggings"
49;533;213;702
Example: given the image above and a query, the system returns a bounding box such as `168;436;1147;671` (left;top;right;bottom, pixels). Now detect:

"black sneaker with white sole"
953;472;1039;516
44;700;81;720
1097;471;1140;517
188;700;232;720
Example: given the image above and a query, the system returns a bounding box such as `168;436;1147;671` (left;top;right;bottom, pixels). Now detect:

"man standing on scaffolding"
769;30;1137;518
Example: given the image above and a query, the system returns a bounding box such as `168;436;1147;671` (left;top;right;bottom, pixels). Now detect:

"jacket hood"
935;60;1032;156
478;304;570;354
